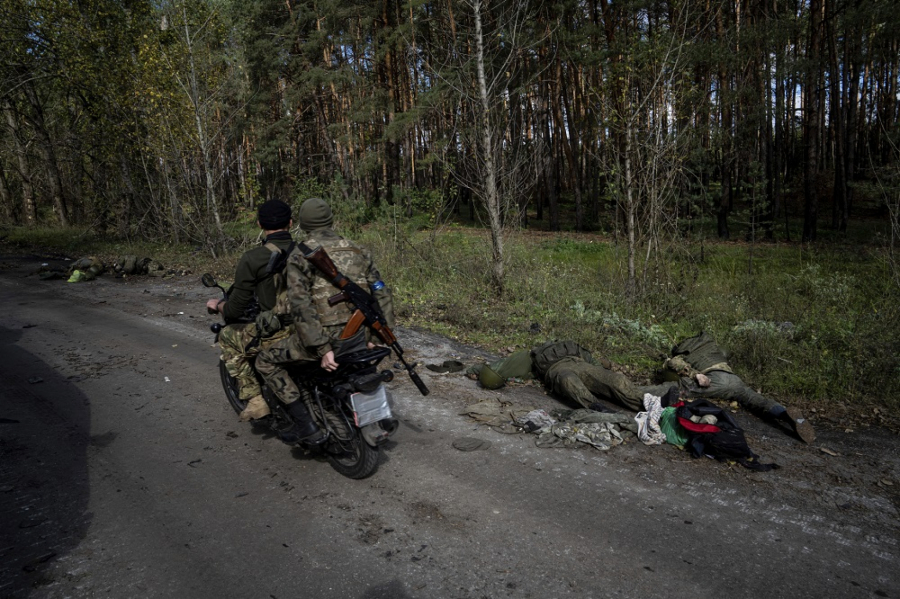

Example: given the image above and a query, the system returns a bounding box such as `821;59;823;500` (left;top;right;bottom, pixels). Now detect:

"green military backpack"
530;340;595;378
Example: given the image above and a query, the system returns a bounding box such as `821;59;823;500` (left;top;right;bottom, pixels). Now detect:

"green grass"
359;223;900;410
4;221;898;411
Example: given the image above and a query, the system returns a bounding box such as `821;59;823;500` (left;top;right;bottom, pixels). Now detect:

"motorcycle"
202;273;400;479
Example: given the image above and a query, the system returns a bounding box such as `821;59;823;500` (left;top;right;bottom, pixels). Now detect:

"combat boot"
782;407;816;443
278;400;327;445
239;395;270;421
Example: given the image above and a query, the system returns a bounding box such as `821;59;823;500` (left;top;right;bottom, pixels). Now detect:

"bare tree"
2;99;36;225
596;5;707;296
155;0;238;255
424;0;547;295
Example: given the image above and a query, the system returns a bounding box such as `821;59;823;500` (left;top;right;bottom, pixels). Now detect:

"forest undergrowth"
3;221;899;419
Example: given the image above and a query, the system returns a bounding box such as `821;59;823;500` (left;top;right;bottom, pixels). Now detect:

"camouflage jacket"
287;229;394;357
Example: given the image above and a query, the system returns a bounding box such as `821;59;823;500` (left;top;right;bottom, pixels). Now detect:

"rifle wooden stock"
303;246;343;283
339;309;367;340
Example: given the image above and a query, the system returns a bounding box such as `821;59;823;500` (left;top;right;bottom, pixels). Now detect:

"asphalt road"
0;255;897;599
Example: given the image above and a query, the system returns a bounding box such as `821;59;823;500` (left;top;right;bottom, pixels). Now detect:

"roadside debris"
67;256;105;282
451;437;492;451
113;255;168;277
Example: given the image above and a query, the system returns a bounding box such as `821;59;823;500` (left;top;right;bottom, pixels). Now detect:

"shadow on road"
359;579;418;599
0;325;92;597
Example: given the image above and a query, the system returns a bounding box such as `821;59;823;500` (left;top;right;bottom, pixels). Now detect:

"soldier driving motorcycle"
205;199;296;423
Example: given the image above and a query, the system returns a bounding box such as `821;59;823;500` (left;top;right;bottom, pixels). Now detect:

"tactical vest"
305;236;370;327
530;340;595;378
671;332;733;374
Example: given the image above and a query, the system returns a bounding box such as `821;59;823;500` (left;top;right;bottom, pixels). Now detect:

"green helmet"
479;365;505;389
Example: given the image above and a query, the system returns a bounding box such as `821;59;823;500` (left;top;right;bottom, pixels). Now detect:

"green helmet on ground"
479;365;506;390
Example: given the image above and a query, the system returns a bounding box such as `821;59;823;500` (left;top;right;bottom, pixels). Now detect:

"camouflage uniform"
67;257;105;282
217;231;295;400
219;324;292;400
255;229;394;404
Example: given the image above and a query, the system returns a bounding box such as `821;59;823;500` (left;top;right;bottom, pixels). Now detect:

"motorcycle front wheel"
319;406;380;479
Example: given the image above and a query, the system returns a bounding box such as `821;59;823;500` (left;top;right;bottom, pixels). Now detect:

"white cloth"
635;393;667;445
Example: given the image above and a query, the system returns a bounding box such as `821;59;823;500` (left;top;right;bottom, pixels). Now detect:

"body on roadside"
470;335;815;443
661;332;815;443
470;340;676;412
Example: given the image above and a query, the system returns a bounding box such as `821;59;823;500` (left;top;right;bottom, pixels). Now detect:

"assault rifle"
300;243;430;396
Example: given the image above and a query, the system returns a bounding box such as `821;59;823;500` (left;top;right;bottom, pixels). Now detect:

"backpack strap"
264;241;295;275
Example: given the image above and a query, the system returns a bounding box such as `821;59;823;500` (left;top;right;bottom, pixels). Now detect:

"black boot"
278;400;327;445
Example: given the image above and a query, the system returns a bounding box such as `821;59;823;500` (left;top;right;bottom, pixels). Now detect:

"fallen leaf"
820;447;839;456
881;479;894;486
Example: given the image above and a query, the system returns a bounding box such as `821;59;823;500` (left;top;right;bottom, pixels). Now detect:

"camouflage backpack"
530;341;595;378
254;242;296;337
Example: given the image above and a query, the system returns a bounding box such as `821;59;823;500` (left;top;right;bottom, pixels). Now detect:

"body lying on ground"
467;335;814;443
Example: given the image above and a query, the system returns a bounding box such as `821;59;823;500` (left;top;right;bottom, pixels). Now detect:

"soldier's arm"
222;252;256;320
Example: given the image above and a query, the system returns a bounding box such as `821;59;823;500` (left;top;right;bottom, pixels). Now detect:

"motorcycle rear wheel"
219;360;246;415
319;407;380;479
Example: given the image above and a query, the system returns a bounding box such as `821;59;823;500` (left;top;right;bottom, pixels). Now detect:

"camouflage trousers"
218;323;292;401
683;370;782;416
255;328;369;405
545;357;677;412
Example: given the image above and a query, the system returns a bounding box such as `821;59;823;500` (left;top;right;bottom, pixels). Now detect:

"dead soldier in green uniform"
205;199;296;422
471;335;815;443
469;340;676;413
659;331;815;443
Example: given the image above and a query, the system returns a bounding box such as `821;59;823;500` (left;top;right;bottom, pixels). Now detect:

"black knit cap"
257;200;292;230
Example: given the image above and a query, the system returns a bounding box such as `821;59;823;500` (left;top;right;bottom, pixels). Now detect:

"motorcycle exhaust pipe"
380;418;399;436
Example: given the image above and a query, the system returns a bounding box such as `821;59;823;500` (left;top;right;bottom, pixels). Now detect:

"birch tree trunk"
473;0;504;295
182;4;224;254
3;101;36;225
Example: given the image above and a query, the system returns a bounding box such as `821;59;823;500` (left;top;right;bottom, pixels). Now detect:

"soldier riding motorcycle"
202;244;429;479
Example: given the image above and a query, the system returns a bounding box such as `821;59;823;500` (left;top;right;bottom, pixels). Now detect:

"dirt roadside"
2;246;898;537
